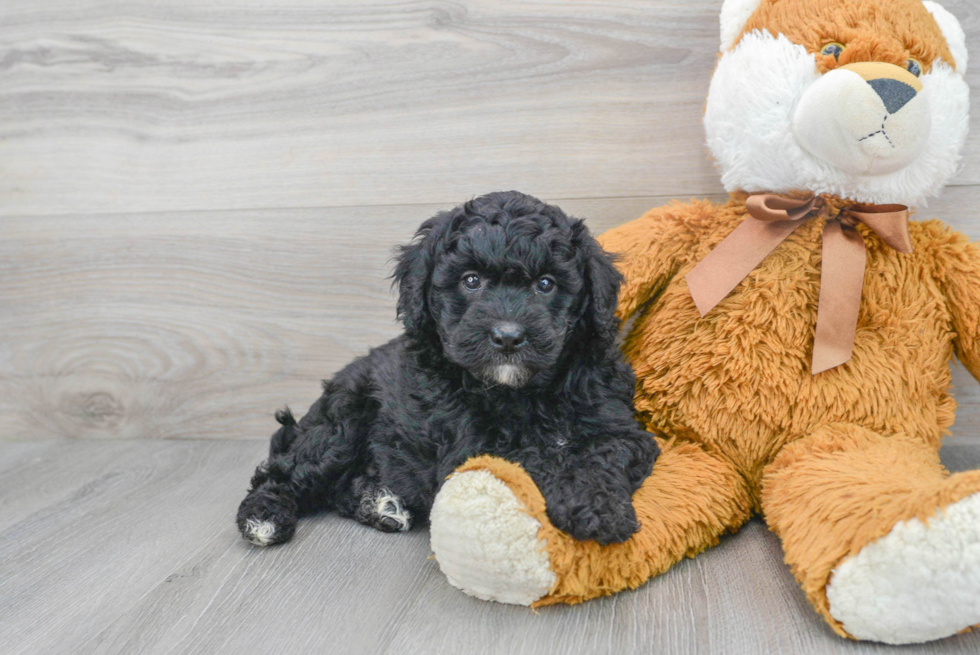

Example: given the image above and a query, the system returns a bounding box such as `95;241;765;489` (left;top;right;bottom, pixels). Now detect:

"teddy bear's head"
704;0;969;206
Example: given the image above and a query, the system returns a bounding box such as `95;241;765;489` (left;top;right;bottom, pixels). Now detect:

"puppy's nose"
490;322;526;353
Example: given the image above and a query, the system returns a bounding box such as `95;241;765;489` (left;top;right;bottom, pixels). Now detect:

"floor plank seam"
1;183;975;222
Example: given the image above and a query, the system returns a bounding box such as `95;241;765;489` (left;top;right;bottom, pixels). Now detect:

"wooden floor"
0;438;978;655
3;1;980;653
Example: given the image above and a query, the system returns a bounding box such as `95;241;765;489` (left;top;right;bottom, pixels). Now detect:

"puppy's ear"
573;219;623;347
392;212;450;337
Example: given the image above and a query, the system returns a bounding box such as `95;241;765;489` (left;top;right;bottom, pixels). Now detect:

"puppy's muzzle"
489;322;526;354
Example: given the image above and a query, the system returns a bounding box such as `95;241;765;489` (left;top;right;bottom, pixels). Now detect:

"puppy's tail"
270;407;299;455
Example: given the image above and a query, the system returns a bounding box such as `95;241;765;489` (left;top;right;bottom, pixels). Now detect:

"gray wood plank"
4;189;980;442
77;518;435;655
1;439;978;655
2;0;978;216
0;440;54;477
950;363;980;440
0;439;138;528
0;440;266;654
377;553;710;655
939;435;980;472
0;440;67;523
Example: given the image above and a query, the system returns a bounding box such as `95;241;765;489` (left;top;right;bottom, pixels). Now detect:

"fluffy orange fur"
737;0;954;73
604;195;980;636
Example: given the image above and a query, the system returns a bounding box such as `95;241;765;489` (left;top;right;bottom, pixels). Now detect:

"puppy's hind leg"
238;476;299;547
237;414;302;546
237;411;321;547
238;358;380;546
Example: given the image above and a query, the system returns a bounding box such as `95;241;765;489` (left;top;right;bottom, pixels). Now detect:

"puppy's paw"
241;517;285;546
547;489;639;545
236;490;297;547
357;487;412;533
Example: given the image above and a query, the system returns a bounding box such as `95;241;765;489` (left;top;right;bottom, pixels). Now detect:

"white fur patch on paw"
375;488;411;531
430;469;556;606
827;491;980;644
243;518;277;546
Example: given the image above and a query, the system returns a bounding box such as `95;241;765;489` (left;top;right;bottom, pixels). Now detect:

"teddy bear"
426;0;980;645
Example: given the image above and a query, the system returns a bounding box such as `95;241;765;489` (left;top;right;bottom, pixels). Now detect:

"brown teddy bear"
427;0;980;645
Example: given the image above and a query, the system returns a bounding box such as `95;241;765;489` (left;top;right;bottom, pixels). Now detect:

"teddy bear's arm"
598;201;704;322
933;223;980;380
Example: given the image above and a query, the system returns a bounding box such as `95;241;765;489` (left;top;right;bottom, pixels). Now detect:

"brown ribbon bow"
685;194;912;374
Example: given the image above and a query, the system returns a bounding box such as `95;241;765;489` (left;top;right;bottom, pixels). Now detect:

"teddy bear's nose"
838;61;923;115
867;78;918;114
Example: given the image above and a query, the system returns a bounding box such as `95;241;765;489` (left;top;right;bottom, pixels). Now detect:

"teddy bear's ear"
719;0;763;52
923;1;968;74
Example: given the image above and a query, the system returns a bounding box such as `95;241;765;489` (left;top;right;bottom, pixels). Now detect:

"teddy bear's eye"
906;58;923;77
461;272;482;291
821;42;844;60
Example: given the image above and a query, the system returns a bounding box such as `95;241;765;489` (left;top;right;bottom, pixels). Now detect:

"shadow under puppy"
237;191;658;547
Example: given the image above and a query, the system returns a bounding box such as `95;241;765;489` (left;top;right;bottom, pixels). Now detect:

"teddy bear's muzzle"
792;62;930;176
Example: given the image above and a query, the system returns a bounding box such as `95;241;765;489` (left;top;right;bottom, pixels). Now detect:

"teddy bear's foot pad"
430;469;555;605
827;490;980;644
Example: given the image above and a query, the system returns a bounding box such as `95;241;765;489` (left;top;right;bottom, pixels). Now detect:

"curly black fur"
236;191;659;546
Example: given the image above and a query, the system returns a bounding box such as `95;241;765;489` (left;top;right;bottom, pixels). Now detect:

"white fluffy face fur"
705;8;969;207
720;0;764;51
923;1;968;73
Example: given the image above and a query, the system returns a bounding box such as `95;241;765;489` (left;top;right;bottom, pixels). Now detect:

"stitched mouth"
858;115;895;148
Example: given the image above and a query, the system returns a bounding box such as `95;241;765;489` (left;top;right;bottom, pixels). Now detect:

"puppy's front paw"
547;488;639;545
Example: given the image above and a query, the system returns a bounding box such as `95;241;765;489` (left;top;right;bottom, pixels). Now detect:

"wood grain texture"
1;0;979;216
0;194;706;443
0;438;978;655
0;440;255;653
4;191;980;442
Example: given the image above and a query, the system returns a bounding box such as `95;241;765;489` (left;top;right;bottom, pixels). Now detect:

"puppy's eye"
461;272;482;291
821;42;844;60
535;276;556;294
906;58;922;77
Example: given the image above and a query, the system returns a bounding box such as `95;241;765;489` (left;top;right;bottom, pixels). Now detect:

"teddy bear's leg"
430;437;753;606
761;422;980;644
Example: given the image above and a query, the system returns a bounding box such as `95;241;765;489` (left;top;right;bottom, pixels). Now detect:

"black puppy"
237;191;658;547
